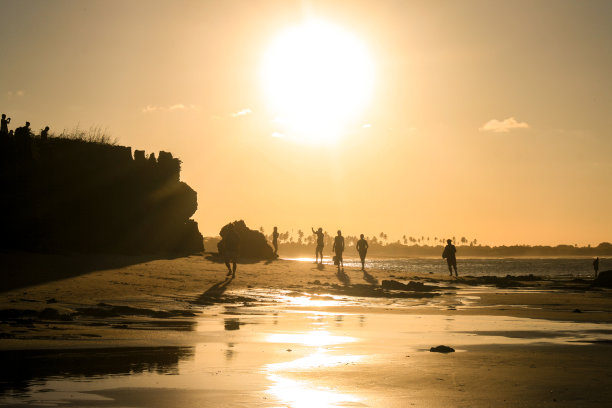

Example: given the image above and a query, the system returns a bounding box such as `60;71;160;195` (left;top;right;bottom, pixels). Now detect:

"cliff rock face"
219;220;274;260
0;135;203;254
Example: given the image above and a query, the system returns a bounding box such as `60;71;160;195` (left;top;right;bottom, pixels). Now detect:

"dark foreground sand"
1;252;611;407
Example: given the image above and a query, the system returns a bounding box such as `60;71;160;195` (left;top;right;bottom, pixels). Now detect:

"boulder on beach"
219;220;274;261
593;270;612;288
430;345;455;353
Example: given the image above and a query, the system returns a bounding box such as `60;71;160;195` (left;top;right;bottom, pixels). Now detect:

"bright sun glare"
262;20;374;144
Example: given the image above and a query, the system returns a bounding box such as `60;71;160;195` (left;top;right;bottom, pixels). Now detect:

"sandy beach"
1;253;612;407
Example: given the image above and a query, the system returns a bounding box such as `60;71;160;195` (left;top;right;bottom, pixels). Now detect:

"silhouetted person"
442;239;457;277
220;226;239;277
272;226;279;257
312;227;324;264
40;126;49;142
14;122;32;156
593;257;599;278
333;230;345;271
14;121;31;139
0;114;10;135
18;121;30;135
356;234;369;271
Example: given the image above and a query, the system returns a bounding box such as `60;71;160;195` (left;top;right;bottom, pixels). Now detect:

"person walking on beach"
219;225;239;278
593;257;599;278
272;226;279;257
442;239;458;277
356;234;369;271
312;227;324;264
333;230;345;271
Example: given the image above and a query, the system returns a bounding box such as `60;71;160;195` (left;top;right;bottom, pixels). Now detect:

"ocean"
288;257;601;279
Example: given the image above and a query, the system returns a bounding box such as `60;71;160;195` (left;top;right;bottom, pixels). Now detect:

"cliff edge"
0;134;203;254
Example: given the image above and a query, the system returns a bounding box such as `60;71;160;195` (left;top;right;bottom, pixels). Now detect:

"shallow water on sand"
3;298;612;407
287;257;600;278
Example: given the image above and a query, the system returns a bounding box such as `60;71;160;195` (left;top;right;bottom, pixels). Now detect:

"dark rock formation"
593;270;612;288
381;280;436;292
218;220;274;261
457;276;526;288
430;345;455;353
0;135;203;254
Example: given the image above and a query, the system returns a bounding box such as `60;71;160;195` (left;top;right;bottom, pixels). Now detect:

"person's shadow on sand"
336;269;350;286
195;275;234;304
363;271;378;285
315;263;325;271
204;253;260;265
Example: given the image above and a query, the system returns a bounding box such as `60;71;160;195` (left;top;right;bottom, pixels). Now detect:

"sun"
261;20;374;144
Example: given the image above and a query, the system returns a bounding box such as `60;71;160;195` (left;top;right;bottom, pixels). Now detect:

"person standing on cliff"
272;226;279;257
593;257;599;278
312;227;324;264
0;114;10;136
14;122;32;157
442;239;458;277
40;126;49;142
15;121;31;136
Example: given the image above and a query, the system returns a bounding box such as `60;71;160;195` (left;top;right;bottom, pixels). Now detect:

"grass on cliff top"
53;125;117;145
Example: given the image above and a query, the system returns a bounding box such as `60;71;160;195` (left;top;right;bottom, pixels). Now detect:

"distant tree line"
278;241;612;258
230;227;612;258
255;228;479;248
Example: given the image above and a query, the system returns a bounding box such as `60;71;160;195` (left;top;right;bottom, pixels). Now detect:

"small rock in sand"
430;345;455;353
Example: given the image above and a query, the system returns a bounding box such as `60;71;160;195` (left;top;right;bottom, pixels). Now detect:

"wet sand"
1;253;611;407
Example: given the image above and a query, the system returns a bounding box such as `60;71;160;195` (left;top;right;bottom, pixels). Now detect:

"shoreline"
283;254;607;260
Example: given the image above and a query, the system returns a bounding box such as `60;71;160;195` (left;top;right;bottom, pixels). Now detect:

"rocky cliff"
0;134;203;254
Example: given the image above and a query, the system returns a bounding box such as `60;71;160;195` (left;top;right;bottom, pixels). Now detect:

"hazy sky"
2;0;611;245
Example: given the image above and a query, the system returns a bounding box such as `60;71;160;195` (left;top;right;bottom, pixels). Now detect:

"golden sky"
2;0;611;245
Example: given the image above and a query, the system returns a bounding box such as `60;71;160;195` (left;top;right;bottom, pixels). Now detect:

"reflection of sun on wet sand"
1;253;612;406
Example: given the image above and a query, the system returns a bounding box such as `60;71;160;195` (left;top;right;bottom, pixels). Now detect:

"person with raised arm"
312;227;324;264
